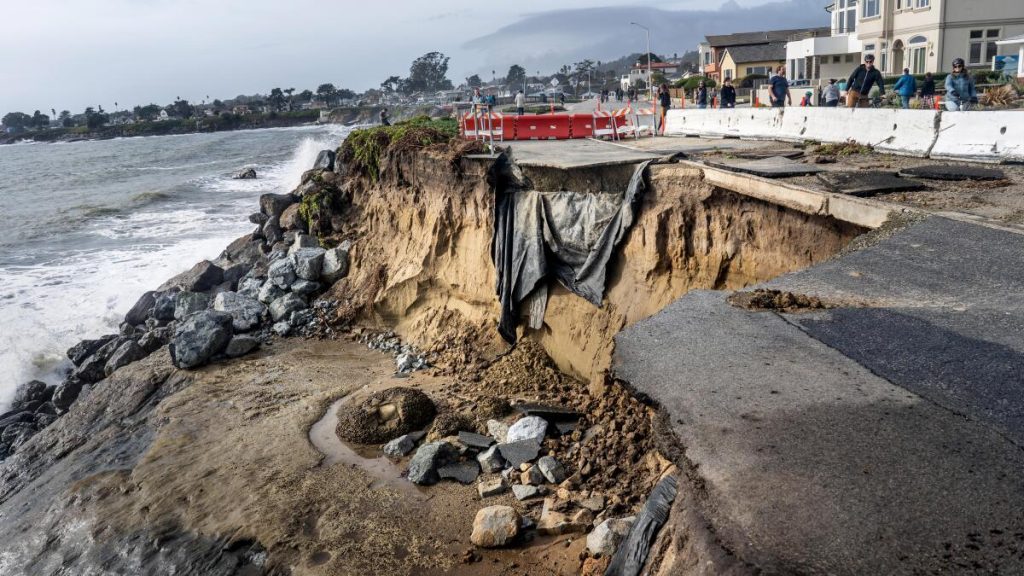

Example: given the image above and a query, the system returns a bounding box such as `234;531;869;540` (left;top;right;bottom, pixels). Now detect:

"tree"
636;53;663;66
405;51;453;94
380;76;402;96
59;110;72;128
31;110;50;130
506;65;527;91
212;99;225;110
466;74;482;88
336;88;356;102
171;99;193;119
134;104;162;121
316;83;337;104
84;107;108;129
268;87;286;112
1;111;32;131
296;90;313;103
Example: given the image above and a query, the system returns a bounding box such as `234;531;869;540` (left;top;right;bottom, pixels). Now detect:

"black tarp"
605;475;679;576
493;161;651;344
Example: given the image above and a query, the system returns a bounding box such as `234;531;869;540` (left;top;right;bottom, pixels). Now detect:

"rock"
234;167;257;179
152;292;178;321
124;291;157;326
51;377;85;413
497;440;541;469
66;336;117;366
439;460;481;484
0;411;34;429
224;335;259;358
487;420;510;443
169;310;234;369
137;331;164;354
578;495;606;512
471;506;520;548
538;498;591;535
160;261;224;293
222;263;251;288
587;517;636;557
506;416;547;445
536;456;566;484
290;279;320;297
294;181;319;199
272;321;291;336
3;422;36;450
288;234;319;255
213;292;266;332
321;242;351;284
512;485;542;501
237;278;263;299
248;212;268;226
267;258;297;289
257;281;286;305
477;445;505;473
478;477;508;498
520;465;545;486
383;433;420;458
269;293;306;322
174;291;212;321
407;441;458;485
458;431;493;450
279;204;306;232
12;381;49;407
33;412;58;429
396;353;425;373
34;402;58;415
289;309;315;328
72;337;127;383
104;340;147;376
259;193;295;219
291;247;325;281
313;149;336;171
336;387;436;444
263;217;283;245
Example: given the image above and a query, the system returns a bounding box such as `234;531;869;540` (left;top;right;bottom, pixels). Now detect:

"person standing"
379;107;390;126
658;83;671;132
944;58;977;111
720;79;736;108
845;54;884;107
893;68;917;109
920;72;936;108
768;66;791;108
515;90;526;115
695;81;708;109
824;79;841;107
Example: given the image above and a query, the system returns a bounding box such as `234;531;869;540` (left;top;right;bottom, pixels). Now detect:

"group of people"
769;54;978;112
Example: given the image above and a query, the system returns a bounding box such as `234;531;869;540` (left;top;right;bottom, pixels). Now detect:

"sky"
0;0;830;115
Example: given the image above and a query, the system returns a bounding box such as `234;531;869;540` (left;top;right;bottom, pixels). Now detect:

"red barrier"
461;112;510;140
570;114;594;139
516;114;571;140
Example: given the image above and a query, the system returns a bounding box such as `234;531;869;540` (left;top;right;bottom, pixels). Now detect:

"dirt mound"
728;289;834;313
336;387;436;444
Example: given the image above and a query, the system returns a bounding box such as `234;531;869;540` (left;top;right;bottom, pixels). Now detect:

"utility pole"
631;22;652;103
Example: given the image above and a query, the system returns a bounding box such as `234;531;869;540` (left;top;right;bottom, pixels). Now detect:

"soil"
728;289;835;313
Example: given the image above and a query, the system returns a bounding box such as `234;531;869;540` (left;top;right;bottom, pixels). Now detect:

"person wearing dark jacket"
920;72;936;108
768;66;791;107
846;54;885;107
695;81;708;109
720;79;736;108
658;83;671;132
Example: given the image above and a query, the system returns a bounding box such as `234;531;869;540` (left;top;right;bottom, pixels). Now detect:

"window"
846;53;856;63
833;55;842;63
968;29;1000;65
725;69;733;80
880;42;888;72
864;0;879;18
916;0;929;7
912;47;926;73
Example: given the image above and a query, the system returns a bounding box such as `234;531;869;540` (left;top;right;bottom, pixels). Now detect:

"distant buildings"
699;28;827;82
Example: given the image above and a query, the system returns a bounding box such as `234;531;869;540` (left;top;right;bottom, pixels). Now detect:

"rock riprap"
169;310;234;369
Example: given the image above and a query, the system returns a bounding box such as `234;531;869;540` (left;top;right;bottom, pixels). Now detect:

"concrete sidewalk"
614;216;1024;573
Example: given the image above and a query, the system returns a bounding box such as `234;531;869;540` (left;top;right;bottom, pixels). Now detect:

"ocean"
0;125;351;408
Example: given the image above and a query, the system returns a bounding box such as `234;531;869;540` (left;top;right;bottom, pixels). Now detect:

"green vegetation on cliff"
339;116;459;182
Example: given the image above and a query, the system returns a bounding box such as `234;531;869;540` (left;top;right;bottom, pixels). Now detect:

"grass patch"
338;116;459;182
816;141;873;156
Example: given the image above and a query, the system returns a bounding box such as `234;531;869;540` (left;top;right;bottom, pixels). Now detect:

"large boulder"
159;261;224;293
104;340;148;376
152;292;178;321
313;149;336;171
288;234;319;255
169;310;234;369
11;381;49;408
213;292;266;332
51;377;85;413
174;291;211;321
259;193;295;220
407;441;458;486
269;293;306;323
471;506;521;548
279;204;306;233
237;277;263;299
72;337;128;384
262;217;283;245
124;291;157;326
321;241;352;284
258;281;286;304
291;247;326;281
233;167;257;179
66;335;117;366
267;258;297;289
224;335;260;358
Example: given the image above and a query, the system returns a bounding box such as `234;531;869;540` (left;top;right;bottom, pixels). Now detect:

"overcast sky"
0;0;829;115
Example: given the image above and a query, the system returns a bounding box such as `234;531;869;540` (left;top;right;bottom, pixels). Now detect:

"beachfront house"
625;62;681;88
720;44;787;84
785;2;862;84
700;28;829;82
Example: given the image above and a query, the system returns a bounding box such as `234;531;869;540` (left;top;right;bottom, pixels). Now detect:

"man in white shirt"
515;90;526;115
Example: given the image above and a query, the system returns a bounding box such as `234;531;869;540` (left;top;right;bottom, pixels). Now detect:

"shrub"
338;116;459;182
674;76;717;91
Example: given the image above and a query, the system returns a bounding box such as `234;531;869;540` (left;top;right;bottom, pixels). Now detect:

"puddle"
308;391;423;497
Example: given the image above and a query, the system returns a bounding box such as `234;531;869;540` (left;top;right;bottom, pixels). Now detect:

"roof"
632;62;680;70
706;27;830;47
996;33;1024;45
723;43;787;64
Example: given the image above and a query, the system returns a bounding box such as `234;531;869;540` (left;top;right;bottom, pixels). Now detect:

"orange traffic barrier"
517;114;571;140
461;112;509;140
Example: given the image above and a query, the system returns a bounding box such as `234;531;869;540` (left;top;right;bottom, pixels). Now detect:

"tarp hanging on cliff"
493;161;651;344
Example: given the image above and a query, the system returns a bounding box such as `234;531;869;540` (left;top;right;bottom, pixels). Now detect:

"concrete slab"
704;156;824;178
816;171;927;197
900;164;1007;181
508;139;657;169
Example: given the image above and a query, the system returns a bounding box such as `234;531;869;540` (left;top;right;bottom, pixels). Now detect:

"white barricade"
665;109;783;139
778;107;938;156
931;110;1024;163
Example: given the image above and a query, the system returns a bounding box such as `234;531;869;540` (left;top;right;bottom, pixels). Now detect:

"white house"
785;1;863;83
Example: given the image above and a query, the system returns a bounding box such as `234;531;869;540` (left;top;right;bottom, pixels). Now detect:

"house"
232;105;251;115
156;110;170;122
700;28;829;81
720;43;787;83
624;62;681;89
788;1;1024;84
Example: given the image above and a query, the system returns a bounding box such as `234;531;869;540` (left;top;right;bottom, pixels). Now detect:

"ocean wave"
130;191;172;204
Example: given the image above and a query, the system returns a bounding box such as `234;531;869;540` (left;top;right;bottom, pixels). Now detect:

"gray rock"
234;167;257;179
3;422;36;450
396;353;417;373
169;310;234;369
288;234;319;255
290;279;320;296
224;335;259;358
478;477;508;498
222;263;251;288
294;181;319;199
104;340;147;376
279;204;306;232
313;149;335;171
383;434;418;458
512;485;542;501
51;377;85;413
459;431;494;449
152;292;178;321
487;419;510;443
496;440;541;468
471;506;520;548
259;192;295;219
213;292;266;332
269;293;307;322
321;241;351;284
66;336;117;366
0;411;34;429
506;416;548;445
12;381;49;407
289;309;315;327
174;292;212;321
262;217;283;245
72;337;127;383
257;281;285;305
438;460;480;484
521;464;545;486
536;455;566;484
237;278;263;299
586;516;636;558
407;441;457;485
477;444;506;473
33;412;58;429
124;291;156;326
272;321;291;336
160;260;224;293
248;212;268;225
137;331;164;354
267;258;297;289
291;247;325;281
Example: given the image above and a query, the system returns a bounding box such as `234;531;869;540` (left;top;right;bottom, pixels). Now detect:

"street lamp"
630;22;652;103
